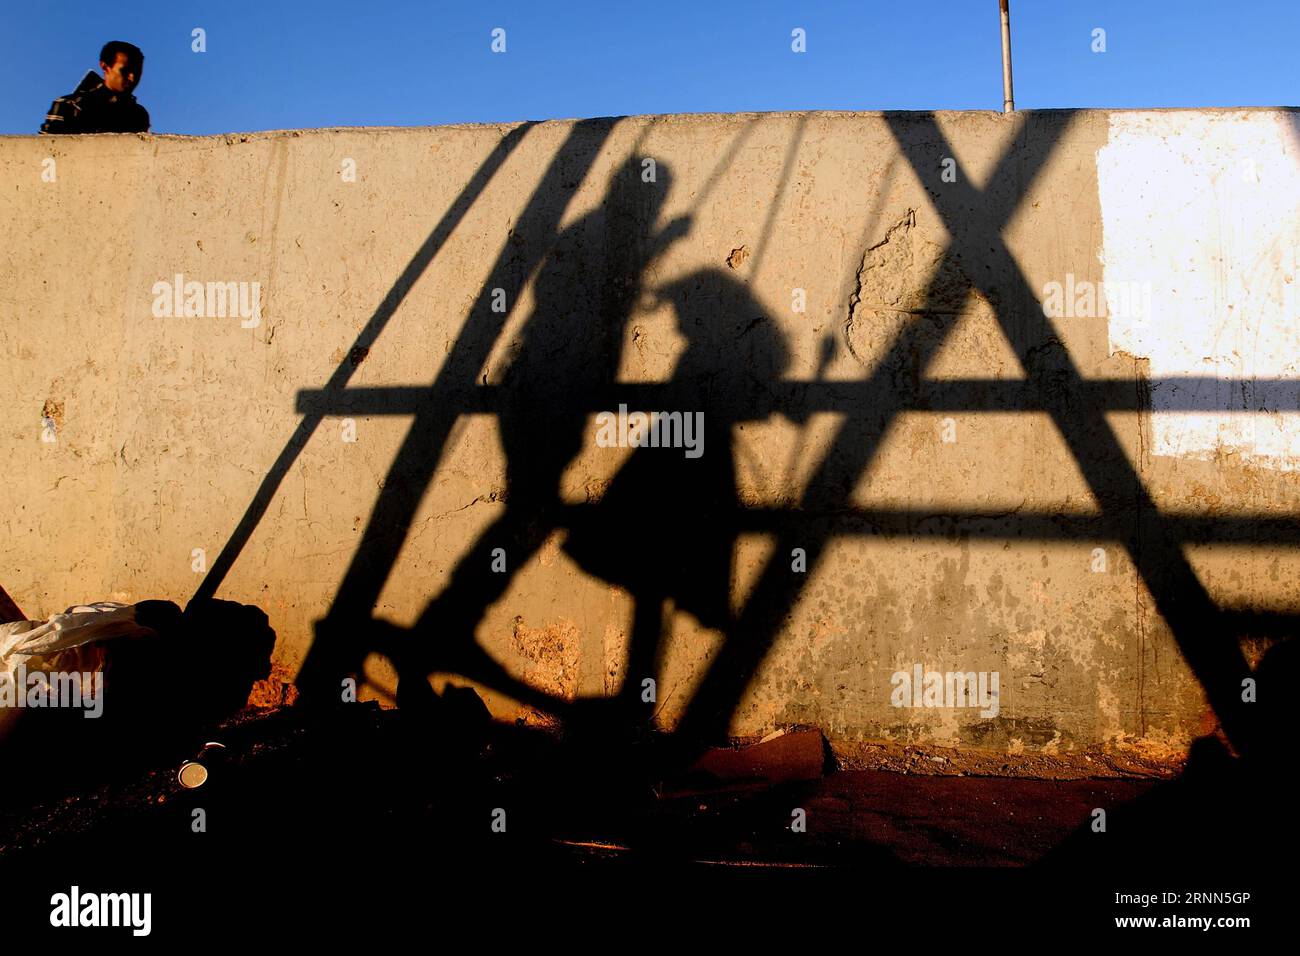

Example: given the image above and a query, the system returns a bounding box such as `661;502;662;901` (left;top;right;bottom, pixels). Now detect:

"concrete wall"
2;109;1297;757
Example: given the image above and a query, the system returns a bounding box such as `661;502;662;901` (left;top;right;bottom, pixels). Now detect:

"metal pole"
999;0;1015;112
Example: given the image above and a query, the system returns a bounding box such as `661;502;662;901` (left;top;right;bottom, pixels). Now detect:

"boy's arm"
41;73;98;134
40;93;81;134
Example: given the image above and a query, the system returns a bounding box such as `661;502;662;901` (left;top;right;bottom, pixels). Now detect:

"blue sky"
4;0;1297;135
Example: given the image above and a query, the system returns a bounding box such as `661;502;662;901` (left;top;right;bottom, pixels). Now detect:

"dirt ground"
0;704;1212;865
0;702;1285;939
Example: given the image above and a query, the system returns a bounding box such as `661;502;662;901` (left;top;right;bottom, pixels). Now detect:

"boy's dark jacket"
41;70;150;134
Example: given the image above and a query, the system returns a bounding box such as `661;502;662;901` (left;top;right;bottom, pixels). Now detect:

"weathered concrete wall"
2;109;1297;757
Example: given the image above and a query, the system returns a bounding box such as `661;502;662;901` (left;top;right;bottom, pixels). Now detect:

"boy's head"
99;40;144;94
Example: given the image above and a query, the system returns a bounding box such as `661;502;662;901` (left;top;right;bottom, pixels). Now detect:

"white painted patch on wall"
1097;110;1300;470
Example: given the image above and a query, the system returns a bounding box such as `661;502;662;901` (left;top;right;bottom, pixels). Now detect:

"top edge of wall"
3;106;1299;141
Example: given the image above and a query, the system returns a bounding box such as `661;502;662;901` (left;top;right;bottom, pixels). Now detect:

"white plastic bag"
1;602;161;737
0;602;149;674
